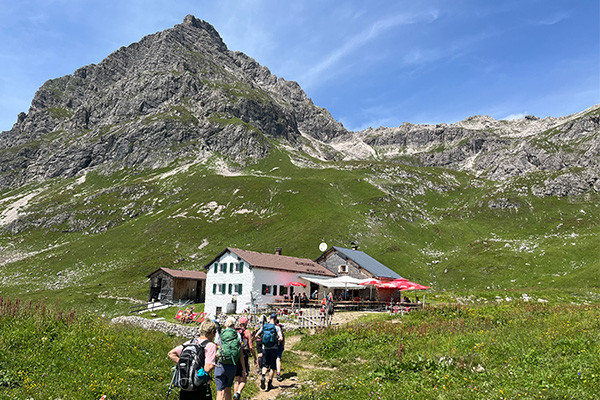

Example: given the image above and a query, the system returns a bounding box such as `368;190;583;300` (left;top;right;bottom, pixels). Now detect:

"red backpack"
236;327;250;353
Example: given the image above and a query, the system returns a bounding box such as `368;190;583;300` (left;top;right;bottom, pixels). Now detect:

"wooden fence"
297;308;332;329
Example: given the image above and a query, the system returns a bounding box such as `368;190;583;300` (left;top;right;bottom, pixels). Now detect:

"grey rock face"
0;15;346;190
347;108;600;196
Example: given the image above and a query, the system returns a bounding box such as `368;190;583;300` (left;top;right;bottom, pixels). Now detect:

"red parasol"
376;281;410;289
359;279;383;286
376;280;430;290
285;281;306;287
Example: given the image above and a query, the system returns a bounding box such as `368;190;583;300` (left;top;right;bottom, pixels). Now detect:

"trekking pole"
165;366;177;400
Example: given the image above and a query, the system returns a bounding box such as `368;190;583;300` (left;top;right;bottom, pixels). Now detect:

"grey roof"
332;246;402;279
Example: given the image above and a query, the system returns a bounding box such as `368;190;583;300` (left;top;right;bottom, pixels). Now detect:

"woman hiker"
168;319;218;400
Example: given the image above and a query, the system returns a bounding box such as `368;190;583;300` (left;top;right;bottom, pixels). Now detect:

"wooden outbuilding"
146;267;206;303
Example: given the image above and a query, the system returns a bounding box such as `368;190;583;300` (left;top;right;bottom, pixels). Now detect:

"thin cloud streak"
299;11;439;90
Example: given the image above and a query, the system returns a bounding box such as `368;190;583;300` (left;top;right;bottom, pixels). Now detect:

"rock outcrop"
332;106;600;196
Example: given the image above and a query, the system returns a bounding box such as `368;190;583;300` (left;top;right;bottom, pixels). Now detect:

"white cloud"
502;112;527;121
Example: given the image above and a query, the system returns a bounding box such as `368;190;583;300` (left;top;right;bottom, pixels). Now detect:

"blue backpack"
262;323;277;347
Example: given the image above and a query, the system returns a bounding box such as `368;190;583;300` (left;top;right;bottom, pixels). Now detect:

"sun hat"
239;316;248;324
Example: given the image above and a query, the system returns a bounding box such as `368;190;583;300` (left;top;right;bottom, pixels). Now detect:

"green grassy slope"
0;146;598;314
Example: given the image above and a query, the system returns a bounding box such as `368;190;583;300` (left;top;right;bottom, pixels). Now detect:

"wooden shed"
146;267;206;303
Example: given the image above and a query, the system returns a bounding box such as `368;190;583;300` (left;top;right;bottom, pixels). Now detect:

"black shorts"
262;348;278;370
256;341;263;353
235;353;250;377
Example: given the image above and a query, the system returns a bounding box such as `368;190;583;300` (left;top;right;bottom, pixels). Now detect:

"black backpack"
175;339;210;391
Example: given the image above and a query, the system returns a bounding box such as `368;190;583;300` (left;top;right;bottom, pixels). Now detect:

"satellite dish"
319;242;328;252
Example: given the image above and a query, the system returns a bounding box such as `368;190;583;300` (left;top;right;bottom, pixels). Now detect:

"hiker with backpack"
254;313;283;391
167;319;218;400
253;315;267;372
232;316;256;400
275;316;285;382
215;317;246;400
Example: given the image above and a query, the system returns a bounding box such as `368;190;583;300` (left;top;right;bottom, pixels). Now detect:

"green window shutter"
213;284;216;294
214;263;218;273
228;284;232;294
238;284;243;294
239;262;244;273
222;263;226;273
230;263;234;273
273;285;278;296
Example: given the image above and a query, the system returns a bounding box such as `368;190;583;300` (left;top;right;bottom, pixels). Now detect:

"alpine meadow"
0;14;599;400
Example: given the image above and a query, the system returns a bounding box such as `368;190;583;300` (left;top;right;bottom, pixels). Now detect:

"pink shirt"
173;339;217;366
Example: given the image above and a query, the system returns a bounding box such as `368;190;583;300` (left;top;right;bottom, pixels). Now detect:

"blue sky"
0;0;598;132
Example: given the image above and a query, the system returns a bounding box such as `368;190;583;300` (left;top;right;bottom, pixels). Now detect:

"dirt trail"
248;335;307;400
246;311;370;400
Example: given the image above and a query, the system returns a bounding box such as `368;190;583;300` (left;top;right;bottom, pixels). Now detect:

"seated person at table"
402;296;411;304
300;293;309;307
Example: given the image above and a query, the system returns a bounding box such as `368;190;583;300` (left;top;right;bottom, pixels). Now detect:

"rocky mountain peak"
0;15;347;190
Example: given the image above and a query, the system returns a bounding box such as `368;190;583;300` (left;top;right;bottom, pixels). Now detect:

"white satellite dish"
319;242;328;252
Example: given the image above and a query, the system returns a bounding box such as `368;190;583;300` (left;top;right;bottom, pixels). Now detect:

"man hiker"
167;319;218;400
254;313;283;391
233;316;256;400
275;316;285;382
215;317;246;400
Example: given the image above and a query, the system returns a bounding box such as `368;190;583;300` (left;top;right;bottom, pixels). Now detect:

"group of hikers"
167;312;285;400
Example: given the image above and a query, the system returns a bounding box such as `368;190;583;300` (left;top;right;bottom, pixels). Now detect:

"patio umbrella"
403;283;431;290
359;279;383;286
359;279;382;299
376;280;411;289
284;281;306;287
377;280;431;304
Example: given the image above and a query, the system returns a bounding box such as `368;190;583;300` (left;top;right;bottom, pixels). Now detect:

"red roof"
208;248;336;277
147;267;206;280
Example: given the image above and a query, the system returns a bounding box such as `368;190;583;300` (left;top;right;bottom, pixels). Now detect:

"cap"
270;313;277;319
239;316;248;324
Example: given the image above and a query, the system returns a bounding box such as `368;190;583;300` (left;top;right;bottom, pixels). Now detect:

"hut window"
262;284;270;295
220;263;227;273
216;284;226;294
234;284;243;295
280;285;288;296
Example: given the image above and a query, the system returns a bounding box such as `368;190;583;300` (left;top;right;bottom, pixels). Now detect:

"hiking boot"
267;380;274;391
260;375;266;390
276;374;283;382
233;393;240;400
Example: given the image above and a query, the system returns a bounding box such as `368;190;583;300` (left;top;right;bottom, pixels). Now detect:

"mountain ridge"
1;15;598;197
